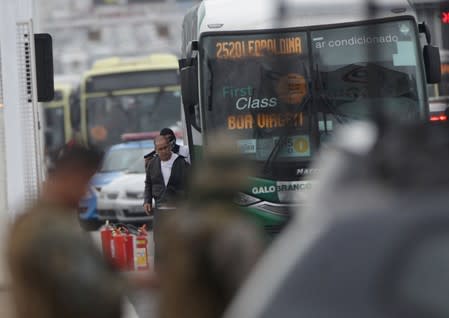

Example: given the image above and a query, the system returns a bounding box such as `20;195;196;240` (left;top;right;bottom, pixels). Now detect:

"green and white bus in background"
179;0;441;234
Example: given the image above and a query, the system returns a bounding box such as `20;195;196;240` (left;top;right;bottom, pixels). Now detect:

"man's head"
155;135;173;162
45;145;103;208
160;128;176;145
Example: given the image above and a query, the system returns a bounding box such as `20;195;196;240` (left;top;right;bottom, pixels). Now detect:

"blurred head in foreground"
224;120;449;318
44;144;103;208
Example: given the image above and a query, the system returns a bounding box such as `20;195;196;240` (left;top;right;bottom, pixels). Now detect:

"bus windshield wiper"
263;94;312;176
314;64;351;127
319;94;351;124
262;62;312;177
262;129;288;176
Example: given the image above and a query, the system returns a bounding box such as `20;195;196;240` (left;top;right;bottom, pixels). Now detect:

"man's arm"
143;163;153;214
177;157;190;196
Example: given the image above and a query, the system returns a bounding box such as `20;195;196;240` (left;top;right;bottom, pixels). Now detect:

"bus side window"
70;87;81;130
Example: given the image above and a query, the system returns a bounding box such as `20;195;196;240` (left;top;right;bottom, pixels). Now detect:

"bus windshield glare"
200;19;426;178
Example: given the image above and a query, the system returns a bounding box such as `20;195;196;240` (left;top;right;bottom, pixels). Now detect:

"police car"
78;133;154;229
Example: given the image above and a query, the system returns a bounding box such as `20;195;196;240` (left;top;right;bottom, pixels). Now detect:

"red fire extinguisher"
124;231;135;271
100;221;114;264
134;225;150;271
102;223;150;272
112;228;128;270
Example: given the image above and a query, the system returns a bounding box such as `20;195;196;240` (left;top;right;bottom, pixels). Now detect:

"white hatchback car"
97;159;152;224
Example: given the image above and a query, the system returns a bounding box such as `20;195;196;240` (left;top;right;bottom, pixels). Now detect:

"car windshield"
100;147;150;172
86;90;181;148
127;158;147;174
200;19;426;179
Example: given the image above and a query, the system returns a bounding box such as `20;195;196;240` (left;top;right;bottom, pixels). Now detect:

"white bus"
179;0;441;234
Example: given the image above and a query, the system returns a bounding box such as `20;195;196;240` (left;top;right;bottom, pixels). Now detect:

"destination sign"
215;36;303;59
227;112;305;130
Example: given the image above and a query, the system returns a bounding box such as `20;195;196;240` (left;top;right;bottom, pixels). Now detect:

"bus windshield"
200;19;426;179
86;90;181;147
311;20;426;131
201;31;313;179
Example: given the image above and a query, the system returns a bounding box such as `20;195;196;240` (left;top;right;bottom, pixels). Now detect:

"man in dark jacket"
144;135;189;263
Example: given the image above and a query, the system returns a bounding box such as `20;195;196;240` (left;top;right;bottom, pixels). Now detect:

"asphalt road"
0;288;158;318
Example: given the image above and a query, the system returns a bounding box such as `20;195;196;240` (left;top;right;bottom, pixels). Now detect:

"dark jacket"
144;154;189;206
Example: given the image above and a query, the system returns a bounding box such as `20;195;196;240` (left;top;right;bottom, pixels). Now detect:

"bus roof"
53;74;79;90
184;0;416;48
54;83;73;92
84;53;179;78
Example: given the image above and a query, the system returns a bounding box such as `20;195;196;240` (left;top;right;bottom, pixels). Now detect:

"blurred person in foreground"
7;145;124;318
224;119;449;318
155;132;266;318
144;135;190;265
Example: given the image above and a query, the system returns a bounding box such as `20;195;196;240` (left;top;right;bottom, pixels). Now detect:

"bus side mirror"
419;22;441;84
180;64;199;111
34;33;54;102
423;45;441;84
179;41;199;111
